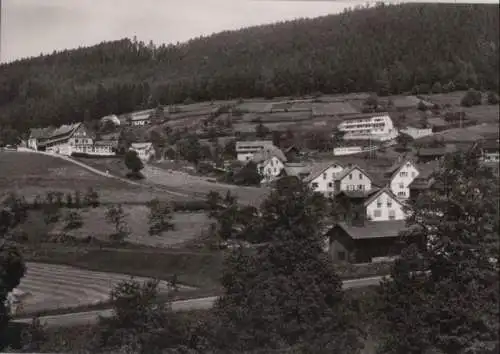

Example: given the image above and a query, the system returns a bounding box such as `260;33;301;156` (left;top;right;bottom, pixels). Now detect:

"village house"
334;165;373;193
408;160;441;202
284;145;301;162
384;158;420;200
400;126;433;139
251;146;287;183
122;109;153;126
100;114;121;126
335;187;406;224
325;220;420;263
41;123;93;156
416;145;457;163
280;163;311;180
235;140;274;162
303;162;345;197
27;127;55;151
130;142;155;161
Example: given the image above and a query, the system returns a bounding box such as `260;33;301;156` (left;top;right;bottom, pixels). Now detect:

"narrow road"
13;275;387;328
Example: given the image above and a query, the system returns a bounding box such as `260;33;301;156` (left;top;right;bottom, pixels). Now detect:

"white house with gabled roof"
364;188;406;221
251;146;287;183
236;140;274;162
303;162;345;197
385;158;419;200
334;165;373;193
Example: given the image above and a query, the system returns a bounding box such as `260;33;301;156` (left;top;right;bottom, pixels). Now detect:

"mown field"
0;151;184;203
15;262;180;315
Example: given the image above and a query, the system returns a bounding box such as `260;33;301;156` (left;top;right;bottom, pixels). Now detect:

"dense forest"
0;3;498;134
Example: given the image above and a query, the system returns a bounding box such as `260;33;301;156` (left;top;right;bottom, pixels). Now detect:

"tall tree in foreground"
212;182;363;352
377;148;500;354
0;204;26;348
93;279;187;353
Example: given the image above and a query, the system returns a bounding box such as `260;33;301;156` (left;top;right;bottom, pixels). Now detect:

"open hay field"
0;151;177;204
431;123;500;142
142;165;270;207
16;262;179;315
424;91;468;106
461;104;499;124
312;102;359;115
235;101;272;112
52;206;211;248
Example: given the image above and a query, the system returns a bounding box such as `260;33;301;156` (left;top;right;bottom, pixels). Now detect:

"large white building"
385;159;420;200
27;123;116;156
235;140;274;162
337;114;398;142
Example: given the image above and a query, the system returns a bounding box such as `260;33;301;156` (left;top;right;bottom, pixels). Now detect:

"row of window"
372;209;397;219
399;171;417;178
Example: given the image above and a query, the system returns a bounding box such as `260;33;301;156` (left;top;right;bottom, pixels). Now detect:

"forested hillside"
0;3;498;133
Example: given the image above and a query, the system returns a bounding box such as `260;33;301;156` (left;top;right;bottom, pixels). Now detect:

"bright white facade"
400;126;433;139
335;166;373;192
130;142;155;161
258;156;285;183
365;189;406;221
388;160;419;199
305;162;345;196
338;114;398;142
236;140;274;162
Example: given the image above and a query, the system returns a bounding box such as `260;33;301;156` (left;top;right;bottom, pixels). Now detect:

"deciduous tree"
105;204;129;241
146;198;174;236
377;148;500;353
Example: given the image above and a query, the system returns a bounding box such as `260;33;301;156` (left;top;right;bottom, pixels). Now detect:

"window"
387;199;392;208
376;199;382;208
323;173;327;180
328;182;333;188
399;183;404;189
374;210;382;218
389;210;396;220
312;182;319;189
359;173;363;179
399;172;408;177
338;251;346;261
358;185;364;190
397;192;406;197
349;174;353;180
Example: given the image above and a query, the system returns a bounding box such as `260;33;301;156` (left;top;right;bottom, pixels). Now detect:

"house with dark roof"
325;220;421;263
384;158;420;200
334;165;373;193
336;187;406;223
408;160;442;202
416;145;457;163
27;127;56;150
284;145;301;162
251;145;287;183
303;161;345;197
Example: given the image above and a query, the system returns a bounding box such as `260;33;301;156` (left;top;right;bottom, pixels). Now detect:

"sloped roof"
334;165;371;182
335;187;380;200
131;142;153;150
51;123;81;138
364;188;403;207
235;140;274;150
29;127;55;140
251;146;287;164
384;158;417;178
335;220;407;240
303;161;344;183
283;163;311;177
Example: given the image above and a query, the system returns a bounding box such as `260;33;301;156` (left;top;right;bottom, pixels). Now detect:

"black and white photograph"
0;0;499;353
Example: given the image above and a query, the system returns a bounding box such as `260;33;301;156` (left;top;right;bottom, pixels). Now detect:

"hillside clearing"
51;206;211;248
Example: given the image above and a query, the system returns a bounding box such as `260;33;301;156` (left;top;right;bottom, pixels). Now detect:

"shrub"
460;89;482;107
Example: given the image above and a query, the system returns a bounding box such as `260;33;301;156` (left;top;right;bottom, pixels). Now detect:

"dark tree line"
0;3;498;135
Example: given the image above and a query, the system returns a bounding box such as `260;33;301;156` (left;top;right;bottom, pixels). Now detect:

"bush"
460;89;482;107
125;171;145;180
486;91;499;105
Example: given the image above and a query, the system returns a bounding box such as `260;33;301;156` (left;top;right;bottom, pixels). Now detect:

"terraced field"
15;262;181;315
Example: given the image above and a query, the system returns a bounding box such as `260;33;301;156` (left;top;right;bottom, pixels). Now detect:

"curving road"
13;275;387;328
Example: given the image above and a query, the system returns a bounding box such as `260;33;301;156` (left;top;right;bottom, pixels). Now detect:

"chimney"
350;203;366;227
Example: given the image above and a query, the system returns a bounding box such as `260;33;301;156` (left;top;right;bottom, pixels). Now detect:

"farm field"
0;151;181;203
16;262;181;315
312;102;359;115
430;123;499;142
52;206;211;248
